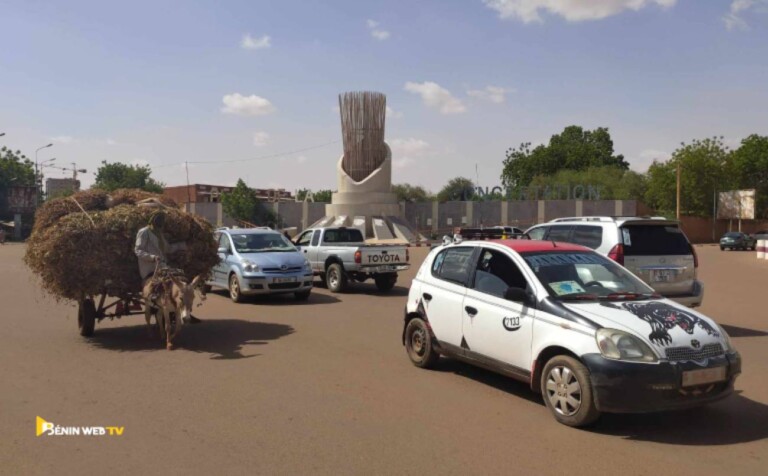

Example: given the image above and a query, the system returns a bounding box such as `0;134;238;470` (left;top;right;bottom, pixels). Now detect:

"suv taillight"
354;250;362;264
691;245;698;268
608;244;624;266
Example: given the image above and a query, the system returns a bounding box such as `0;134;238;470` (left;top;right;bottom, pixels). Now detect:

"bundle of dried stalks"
339;91;387;182
24;190;215;301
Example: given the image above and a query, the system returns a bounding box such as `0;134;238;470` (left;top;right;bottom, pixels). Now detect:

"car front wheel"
229;274;244;303
541;356;600;427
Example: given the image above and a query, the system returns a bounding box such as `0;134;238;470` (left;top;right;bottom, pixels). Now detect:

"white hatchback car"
403;238;740;427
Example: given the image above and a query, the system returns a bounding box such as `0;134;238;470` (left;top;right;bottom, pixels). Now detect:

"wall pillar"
465;201;473;227
432;201;438;233
501;201;509;225
615;200;623;217
302;200;309;231
575;200;583;217
537;200;545;223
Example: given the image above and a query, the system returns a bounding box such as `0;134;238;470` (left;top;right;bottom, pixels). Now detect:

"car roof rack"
452;227;529;241
550;217;614;223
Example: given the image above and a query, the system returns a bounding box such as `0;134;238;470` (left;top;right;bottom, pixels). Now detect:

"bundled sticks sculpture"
338;91;387;182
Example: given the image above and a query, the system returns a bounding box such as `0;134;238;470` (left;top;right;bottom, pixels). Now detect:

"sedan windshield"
723;232;742;238
521;251;655;301
230;233;296;253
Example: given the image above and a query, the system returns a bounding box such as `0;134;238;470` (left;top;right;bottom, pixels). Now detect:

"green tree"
392;183;432;202
727;134;768;218
644;137;731;217
222;179;281;227
0;147;36;216
501;126;628;188
528;166;646;200
93;161;164;193
437;177;475;202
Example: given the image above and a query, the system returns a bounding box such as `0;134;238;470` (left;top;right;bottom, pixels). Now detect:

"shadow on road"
721;324;768;338
206;290;341;305
88;319;294;359
592;391;768;445
432;358;542;406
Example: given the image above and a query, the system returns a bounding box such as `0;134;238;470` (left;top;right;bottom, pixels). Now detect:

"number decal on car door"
502;316;521;331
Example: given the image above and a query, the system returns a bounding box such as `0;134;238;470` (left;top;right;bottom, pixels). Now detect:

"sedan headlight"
716;323;735;352
241;259;259;273
596;329;657;362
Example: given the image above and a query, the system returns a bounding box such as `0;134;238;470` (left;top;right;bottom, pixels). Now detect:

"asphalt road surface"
1;243;767;475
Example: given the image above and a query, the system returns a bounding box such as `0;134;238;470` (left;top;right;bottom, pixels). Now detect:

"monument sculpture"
312;91;424;242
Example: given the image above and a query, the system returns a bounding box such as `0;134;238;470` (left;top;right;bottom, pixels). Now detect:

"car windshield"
521;251;655;301
230;233;296;253
724;232;742;238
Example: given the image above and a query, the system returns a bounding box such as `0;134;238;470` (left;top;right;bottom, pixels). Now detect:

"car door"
306;230;322;268
421;246;476;352
215;233;233;285
294;229;314;260
461;247;535;375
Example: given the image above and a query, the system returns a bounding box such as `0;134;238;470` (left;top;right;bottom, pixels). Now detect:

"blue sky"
2;0;767;193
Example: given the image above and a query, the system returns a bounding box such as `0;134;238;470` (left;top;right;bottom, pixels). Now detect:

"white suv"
526;217;703;307
403;238;739;427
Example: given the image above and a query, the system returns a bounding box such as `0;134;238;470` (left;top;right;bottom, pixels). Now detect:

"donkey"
143;274;203;350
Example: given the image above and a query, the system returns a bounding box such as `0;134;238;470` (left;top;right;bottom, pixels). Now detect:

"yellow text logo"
36;416;124;437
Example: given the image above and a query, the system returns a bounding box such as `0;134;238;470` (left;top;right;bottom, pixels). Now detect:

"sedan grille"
263;267;302;273
665;343;724;362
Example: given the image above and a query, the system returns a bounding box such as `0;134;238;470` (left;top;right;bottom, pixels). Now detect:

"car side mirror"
504;287;530;304
217;247;228;254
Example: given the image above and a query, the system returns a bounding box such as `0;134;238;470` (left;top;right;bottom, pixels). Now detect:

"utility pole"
185;161;192;205
676;163;681;220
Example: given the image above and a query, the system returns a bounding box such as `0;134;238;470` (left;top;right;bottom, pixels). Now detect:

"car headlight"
241;259;259;273
716;323;735;352
596;329;657;362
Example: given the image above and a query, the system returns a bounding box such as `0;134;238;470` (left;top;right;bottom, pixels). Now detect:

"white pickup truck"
293;226;410;293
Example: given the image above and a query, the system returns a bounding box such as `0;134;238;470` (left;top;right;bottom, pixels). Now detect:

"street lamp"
34;143;53;206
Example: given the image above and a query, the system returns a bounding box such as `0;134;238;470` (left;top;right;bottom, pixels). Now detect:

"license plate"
681;367;727;387
652;269;675;282
273;277;297;283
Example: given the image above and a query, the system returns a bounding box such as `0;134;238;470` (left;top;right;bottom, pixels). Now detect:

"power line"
152;140;341;169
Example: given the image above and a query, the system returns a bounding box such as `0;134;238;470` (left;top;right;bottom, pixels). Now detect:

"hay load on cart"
23;189;219;336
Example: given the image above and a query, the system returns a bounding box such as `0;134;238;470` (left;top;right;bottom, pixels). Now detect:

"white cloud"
253;131;270;147
386;106;403;119
390;138;434;168
221;93;276;116
404;81;466;114
723;0;767;30
241;33;271;49
366;19;390;40
296;155;308;164
467;85;509;104
50;135;75;144
483;0;677;23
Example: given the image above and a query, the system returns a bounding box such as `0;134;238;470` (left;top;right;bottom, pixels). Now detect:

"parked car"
489;225;525;237
403;238;740;427
294;226;409;293
720;232;757;251
525;217;703;307
207;228;313;303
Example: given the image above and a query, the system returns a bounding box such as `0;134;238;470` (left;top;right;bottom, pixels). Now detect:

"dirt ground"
1;243;766;475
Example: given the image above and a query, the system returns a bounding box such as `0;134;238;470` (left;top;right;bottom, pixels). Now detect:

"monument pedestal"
313;147;424;242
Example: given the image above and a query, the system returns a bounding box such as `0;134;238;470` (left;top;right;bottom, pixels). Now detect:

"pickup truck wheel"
540;356;600;427
405;318;439;368
229;274;244;303
78;298;96;337
326;263;347;293
374;273;398;292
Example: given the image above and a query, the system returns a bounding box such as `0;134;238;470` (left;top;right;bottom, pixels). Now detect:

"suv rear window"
621;224;691;256
571;225;603;249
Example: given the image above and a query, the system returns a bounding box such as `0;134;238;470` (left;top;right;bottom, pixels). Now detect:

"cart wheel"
78;298;96;337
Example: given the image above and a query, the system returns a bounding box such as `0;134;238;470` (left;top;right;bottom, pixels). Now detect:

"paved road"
1;243;767;475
